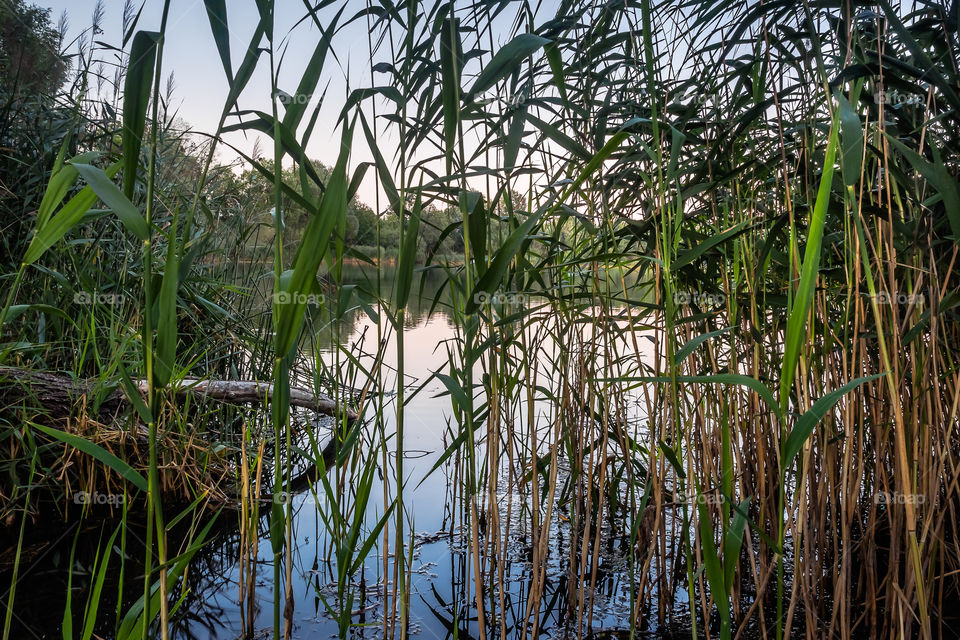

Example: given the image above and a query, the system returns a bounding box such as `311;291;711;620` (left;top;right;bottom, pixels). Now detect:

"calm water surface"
9;264;673;640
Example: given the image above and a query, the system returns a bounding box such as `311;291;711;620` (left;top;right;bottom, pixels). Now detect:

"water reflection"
4;261;666;640
311;263;456;352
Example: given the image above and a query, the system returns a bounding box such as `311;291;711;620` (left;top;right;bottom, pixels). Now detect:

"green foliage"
32;423;148;492
1;1;959;639
0;0;67;96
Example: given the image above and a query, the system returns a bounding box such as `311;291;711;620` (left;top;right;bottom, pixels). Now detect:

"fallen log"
0;366;357;422
134;378;357;421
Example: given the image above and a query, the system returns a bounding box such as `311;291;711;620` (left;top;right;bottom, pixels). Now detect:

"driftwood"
0;366;357;422
134;378;357;421
0;366;357;515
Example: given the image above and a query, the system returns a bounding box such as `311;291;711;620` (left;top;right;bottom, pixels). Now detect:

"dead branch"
0;366;357;422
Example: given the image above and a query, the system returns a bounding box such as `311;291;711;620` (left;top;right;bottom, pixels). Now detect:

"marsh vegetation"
1;0;959;638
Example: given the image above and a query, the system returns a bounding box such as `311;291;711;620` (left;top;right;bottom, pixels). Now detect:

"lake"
6;263;685;640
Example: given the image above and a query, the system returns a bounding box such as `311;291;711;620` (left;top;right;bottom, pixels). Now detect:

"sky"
27;0;592;213
32;0;402;208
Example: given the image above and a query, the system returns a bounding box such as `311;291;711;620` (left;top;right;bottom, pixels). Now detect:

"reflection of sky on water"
7;263;665;639
171;263;663;639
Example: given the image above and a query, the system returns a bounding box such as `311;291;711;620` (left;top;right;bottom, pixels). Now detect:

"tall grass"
0;0;958;638
353;1;959;637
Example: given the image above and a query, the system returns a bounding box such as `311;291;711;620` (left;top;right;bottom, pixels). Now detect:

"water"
3;263;680;640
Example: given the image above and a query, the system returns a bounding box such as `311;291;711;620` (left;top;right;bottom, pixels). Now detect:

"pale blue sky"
35;0;400;207
33;0;572;209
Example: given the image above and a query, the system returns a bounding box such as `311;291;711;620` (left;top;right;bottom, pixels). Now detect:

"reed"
0;0;958;638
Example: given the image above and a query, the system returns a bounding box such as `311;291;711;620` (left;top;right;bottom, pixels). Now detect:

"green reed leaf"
81;526;120;640
275;123;353;359
122;31;161;200
73;162;150;241
779;120;838;411
834;91;864;186
469;33;550;98
781;374;884;475
23;162;121;265
673;326;734;365
33;424;147;492
153;220;180;388
202;0;232;83
723;497;751;592
395;195;421;312
440;17;462;173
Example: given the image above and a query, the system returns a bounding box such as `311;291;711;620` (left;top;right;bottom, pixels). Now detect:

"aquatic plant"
0;0;958;639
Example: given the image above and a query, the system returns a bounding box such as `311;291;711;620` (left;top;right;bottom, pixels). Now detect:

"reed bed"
0;0;958;638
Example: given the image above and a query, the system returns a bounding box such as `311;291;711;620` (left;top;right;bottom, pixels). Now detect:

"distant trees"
0;0;69;268
417;205;464;258
234;161;374;257
353;206;379;246
233;160;468;261
0;0;67;98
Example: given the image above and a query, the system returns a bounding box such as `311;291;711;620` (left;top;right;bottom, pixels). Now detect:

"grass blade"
33;424;148;492
122;31;161;200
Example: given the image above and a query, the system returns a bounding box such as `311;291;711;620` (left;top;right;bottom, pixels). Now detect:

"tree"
352;205;379;246
236;159;384;259
0;0;67;98
0;1;70;268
